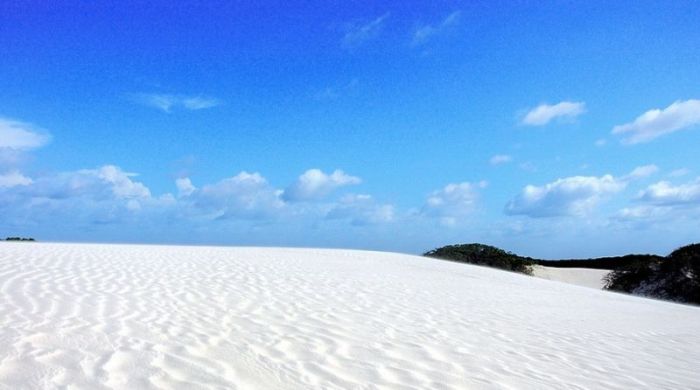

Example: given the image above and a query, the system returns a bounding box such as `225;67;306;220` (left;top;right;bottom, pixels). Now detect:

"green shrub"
424;243;534;275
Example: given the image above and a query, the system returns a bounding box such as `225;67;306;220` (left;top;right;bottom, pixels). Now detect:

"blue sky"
1;2;700;258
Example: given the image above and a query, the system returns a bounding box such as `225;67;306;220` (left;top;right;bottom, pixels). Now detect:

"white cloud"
616;205;654;220
595;138;607;147
614;205;672;223
342;13;390;48
506;174;625;218
182;96;221;110
412;11;461;46
612;99;700;144
636;179;700;205
190;171;284;219
0;163;397;231
0;118;51;150
422;181;486;225
283;169;361;202
506;165;657;218
326;194;394;225
22;165;151;201
0;165;159;226
613;177;700;226
489;154;513;165
521;101;586;126
96;165;151;199
622;164;659;181
132;93;221;112
176;177;196;197
616;189;700;227
0;171;32;188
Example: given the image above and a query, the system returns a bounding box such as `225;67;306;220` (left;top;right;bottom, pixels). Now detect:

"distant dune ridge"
1;242;699;389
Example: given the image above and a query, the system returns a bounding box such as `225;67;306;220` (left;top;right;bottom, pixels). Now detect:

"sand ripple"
0;243;699;389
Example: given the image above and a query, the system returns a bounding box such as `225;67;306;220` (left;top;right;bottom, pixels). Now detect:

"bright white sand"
1;243;699;389
532;265;610;289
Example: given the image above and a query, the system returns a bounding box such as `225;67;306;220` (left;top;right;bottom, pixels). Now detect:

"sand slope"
532;265;609;289
1;243;699;389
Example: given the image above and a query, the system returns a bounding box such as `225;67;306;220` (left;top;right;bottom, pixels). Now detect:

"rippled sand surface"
1;242;699;389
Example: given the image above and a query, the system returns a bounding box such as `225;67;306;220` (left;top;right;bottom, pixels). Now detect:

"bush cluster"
604;243;700;304
423;243;535;275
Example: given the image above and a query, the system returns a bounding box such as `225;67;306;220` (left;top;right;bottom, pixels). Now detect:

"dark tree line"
424;242;700;305
534;254;663;270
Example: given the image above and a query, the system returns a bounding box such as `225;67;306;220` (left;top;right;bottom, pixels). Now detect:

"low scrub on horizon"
424;243;535;275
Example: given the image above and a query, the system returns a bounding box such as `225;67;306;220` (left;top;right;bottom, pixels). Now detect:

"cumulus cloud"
4;169;284;224
489;154;513;165
521;101;586;126
614;177;700;226
282;169;361;202
1;163;378;229
506;175;625;218
636;179;700;205
0;165;158;226
0;156;404;236
22;165;151;201
612;99;700;144
175;177;196;197
412;11;461;46
506;165;659;218
326;194;394;225
132;93;221;112
96;165;151;199
422;181;486;226
342;13;389;48
0;118;51;150
185;171;284;220
0;171;32;188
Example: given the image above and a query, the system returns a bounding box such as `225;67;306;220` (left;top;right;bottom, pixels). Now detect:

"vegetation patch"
425;242;700;305
424;243;535;275
604;243;700;304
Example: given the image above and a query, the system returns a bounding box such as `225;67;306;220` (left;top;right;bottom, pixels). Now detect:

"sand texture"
1;242;699;389
532;265;609;289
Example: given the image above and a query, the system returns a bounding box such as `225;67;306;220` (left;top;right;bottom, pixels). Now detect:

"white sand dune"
532;265;609;289
1;243;699;389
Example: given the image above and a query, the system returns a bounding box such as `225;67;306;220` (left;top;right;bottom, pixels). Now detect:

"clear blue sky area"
1;2;699;258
